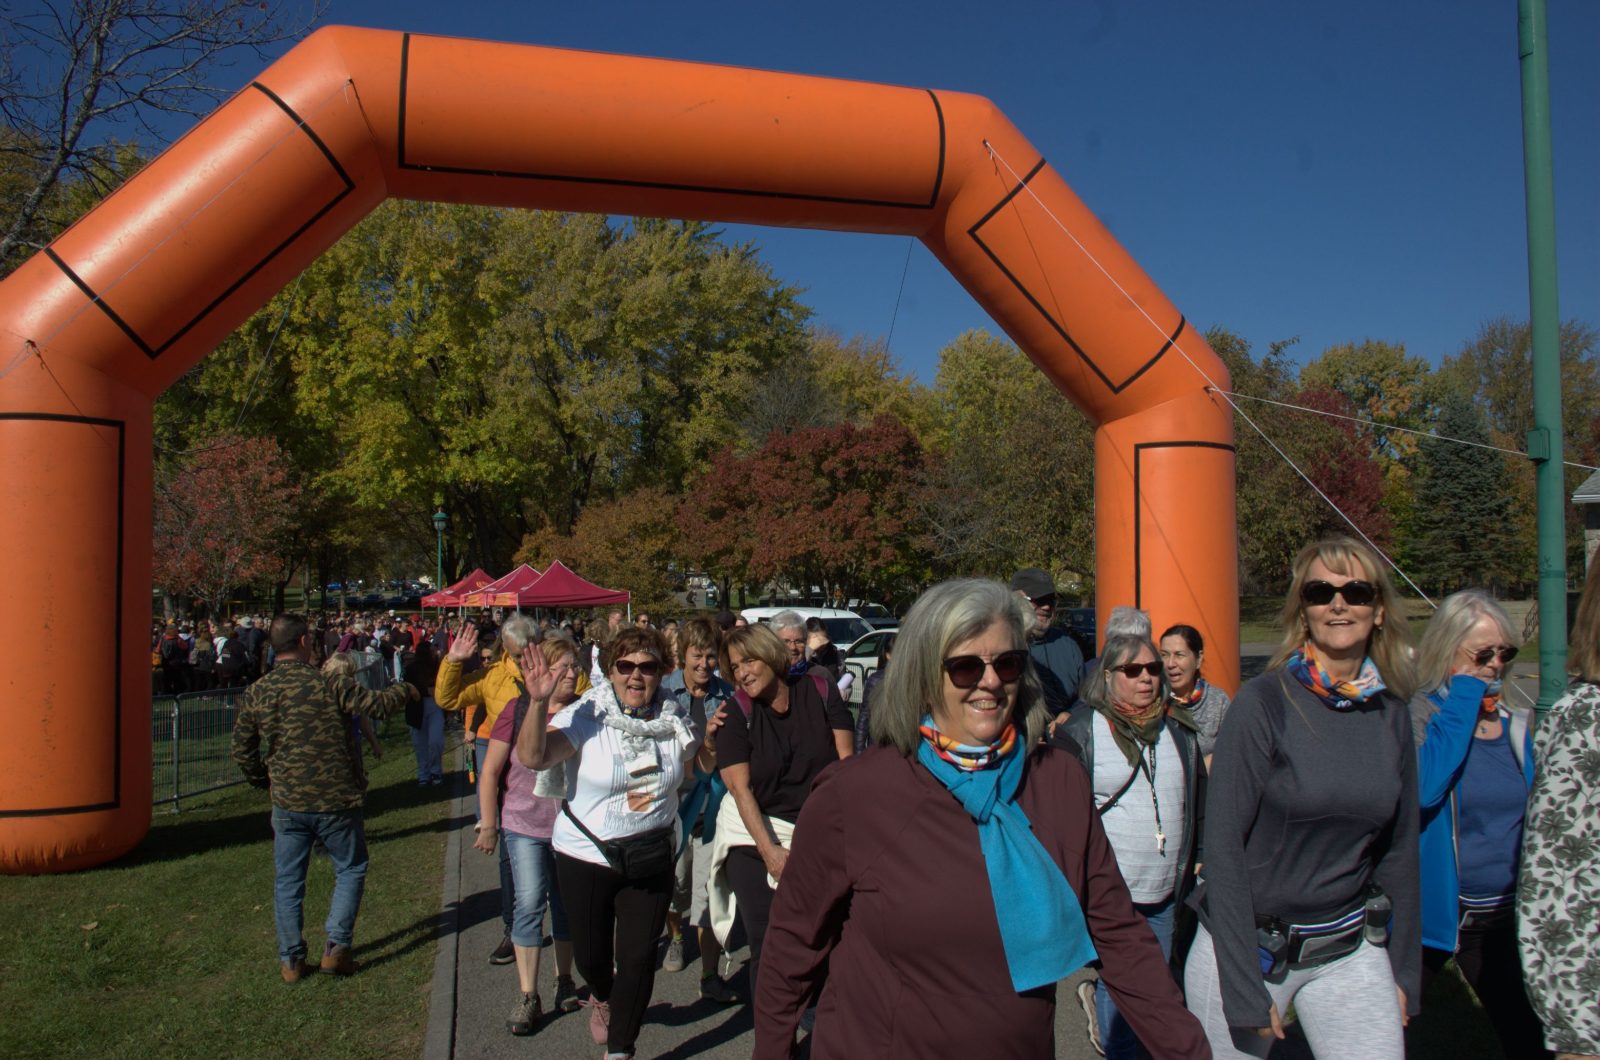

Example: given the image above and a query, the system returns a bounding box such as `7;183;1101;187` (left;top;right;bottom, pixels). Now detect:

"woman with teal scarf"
752;578;1208;1058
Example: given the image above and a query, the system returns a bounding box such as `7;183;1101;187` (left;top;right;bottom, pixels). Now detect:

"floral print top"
1517;679;1600;1055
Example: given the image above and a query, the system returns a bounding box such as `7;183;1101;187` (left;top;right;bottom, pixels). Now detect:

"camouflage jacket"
231;659;412;812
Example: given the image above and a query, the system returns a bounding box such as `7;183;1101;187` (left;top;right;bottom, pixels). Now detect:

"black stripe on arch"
394;33;944;210
43;85;354;360
42;249;154;357
0;412;124;819
1132;440;1237;610
966;158;1183;395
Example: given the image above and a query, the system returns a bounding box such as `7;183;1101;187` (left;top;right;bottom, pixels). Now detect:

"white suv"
738;607;873;651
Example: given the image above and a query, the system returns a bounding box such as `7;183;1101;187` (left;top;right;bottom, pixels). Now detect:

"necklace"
1145;742;1166;856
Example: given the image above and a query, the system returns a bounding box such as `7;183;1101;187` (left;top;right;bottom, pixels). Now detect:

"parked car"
1062;607;1096;657
738;606;873;656
840;627;897;706
851;602;899;631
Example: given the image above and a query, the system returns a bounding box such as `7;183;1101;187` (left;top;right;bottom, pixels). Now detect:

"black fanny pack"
561;802;675;880
1255;888;1390;973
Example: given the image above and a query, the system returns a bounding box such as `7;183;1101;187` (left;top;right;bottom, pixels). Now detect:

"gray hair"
1081;633;1168;713
1104;606;1152;641
869;578;1047;754
1410;589;1515;743
501;614;540;653
770;610;806;634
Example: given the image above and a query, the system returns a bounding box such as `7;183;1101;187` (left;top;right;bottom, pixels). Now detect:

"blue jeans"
504;830;570;948
1096;896;1176;1060
409;697;444;781
271;806;368;962
474;737;515;932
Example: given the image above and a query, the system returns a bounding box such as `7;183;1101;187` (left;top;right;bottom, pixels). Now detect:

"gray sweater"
1195;668;1421;1029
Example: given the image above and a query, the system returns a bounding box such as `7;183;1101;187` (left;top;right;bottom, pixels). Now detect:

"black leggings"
1421;907;1551;1060
556;853;672;1055
724;845;777;995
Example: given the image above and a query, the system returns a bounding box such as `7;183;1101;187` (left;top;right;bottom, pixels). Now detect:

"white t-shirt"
1091;714;1186;903
549;693;699;867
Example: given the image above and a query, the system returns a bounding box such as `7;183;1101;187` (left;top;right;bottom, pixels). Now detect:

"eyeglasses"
1028;593;1057;608
1110;661;1163;679
1465;645;1518;667
1300;579;1379;608
613;659;661;677
942;649;1029;689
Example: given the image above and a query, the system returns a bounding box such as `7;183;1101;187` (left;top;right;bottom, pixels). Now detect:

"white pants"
1183;923;1404;1060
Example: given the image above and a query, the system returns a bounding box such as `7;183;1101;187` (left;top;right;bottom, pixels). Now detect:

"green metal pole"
1518;0;1567;716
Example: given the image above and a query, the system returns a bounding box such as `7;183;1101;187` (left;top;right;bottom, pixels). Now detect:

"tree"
737;329;929;445
1403;393;1519;594
681;417;933;608
152;432;302;615
1438;317;1600;569
517;488;683;618
0;0;319;275
920;330;1095;588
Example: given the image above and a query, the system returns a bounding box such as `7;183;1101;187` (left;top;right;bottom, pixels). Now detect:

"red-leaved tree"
680;416;932;606
153;433;302;615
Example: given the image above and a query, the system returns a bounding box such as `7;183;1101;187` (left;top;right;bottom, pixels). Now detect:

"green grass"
0;724;459;1059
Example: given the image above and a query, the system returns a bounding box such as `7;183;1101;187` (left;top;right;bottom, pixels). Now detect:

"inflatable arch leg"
0;27;1235;872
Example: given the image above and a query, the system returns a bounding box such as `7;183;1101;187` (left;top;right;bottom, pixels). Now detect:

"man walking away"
232;613;419;982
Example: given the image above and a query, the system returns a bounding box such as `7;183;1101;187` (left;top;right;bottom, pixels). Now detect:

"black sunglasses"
1301;579;1379;608
1467;645;1518;667
613;659;662;677
942;649;1029;689
1028;593;1057;608
1110;661;1163;679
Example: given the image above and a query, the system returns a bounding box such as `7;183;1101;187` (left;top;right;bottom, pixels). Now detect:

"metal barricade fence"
150;653;397;809
151;687;248;810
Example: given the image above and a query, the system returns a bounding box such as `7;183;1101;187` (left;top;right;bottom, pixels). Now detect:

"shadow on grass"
120;807;274;867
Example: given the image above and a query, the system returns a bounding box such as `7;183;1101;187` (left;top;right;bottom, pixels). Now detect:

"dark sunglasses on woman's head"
1467;645;1518;667
1300;579;1379;608
942;649;1029;689
613;658;661;677
1110;661;1163;679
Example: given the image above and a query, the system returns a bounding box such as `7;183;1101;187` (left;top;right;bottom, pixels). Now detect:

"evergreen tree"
1404;392;1518;594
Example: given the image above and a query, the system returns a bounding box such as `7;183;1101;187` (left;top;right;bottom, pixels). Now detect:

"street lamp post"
432;509;447;613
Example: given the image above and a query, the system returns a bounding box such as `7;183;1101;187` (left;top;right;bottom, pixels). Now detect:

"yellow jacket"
435;655;523;740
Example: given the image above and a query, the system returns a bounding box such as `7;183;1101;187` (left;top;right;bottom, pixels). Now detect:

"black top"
717;672;853;822
1196;668;1421;1028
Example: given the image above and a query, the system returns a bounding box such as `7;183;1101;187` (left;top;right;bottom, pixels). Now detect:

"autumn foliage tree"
681;416;932;607
152;433;301;616
516;487;683;617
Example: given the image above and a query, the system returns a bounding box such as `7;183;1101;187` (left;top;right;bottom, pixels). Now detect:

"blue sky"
77;1;1600;382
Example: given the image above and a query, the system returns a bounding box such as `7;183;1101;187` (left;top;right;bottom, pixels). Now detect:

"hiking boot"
280;957;315;983
662;934;686;972
587;998;611;1044
506;991;541;1035
489;933;515;965
698;974;739;1004
320;941;356;976
554;974;581;1013
1076;979;1104;1056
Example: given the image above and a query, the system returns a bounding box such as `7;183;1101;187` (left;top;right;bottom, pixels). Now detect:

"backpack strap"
1097;755;1147;817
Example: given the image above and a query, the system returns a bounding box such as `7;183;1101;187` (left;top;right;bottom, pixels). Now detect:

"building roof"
1574;469;1600;504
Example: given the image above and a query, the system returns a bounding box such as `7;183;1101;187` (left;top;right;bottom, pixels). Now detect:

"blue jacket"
1414;674;1534;952
662;670;737;844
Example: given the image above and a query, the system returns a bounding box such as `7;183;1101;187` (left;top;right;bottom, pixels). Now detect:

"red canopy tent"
519;560;631;608
420;567;495;608
460;563;543;608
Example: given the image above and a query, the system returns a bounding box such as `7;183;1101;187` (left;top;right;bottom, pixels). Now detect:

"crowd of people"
224;539;1600;1060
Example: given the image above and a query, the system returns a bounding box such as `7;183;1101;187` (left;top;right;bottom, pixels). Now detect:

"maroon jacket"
756;743;1210;1058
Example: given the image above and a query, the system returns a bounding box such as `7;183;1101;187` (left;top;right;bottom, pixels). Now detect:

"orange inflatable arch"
0;28;1236;873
